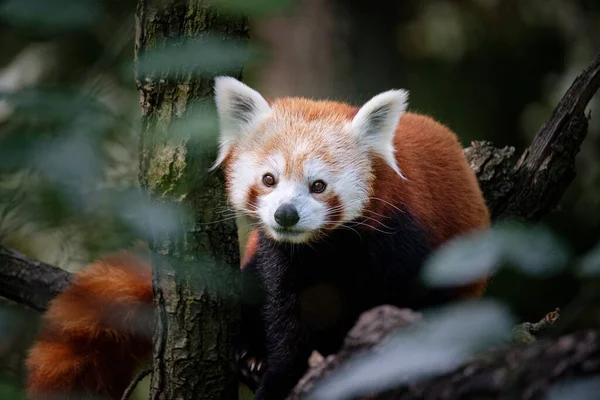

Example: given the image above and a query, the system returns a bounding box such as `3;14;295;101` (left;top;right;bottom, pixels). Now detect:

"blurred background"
0;0;599;398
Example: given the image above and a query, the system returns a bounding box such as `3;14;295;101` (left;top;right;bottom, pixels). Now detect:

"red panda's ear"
350;89;409;180
211;76;271;170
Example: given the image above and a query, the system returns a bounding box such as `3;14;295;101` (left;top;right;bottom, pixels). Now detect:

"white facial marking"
335;167;369;221
229;154;260;211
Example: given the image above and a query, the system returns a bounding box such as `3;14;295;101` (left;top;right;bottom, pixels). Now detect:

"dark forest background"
1;0;599;398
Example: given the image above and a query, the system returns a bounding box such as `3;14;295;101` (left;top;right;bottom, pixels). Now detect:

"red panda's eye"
263;173;276;187
311;180;327;193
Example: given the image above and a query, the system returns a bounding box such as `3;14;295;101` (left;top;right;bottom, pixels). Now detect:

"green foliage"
0;302;40;400
134;34;258;79
213;0;293;16
422;221;572;288
0;381;26;400
546;378;600;400
0;0;101;32
578;241;600;277
421;223;600;328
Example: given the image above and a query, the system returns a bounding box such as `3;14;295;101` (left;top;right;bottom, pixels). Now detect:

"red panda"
25;77;490;400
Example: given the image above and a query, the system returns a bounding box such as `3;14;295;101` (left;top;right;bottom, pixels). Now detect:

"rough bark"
378;331;600;400
288;306;600;400
0;245;72;311
287;307;424;400
135;1;248;400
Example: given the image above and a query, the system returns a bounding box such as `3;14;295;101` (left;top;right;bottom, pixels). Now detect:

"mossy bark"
135;1;248;399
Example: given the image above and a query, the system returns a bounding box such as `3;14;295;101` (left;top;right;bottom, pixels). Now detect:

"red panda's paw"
236;345;266;391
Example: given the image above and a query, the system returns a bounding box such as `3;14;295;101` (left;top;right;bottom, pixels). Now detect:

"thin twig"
121;367;152;400
512;308;561;344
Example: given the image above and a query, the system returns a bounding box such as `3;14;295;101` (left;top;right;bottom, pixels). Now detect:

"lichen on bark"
135;1;249;399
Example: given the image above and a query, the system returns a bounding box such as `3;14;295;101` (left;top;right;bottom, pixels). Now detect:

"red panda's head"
213;77;409;243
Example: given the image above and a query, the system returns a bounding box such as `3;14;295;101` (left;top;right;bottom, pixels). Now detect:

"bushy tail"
25;250;153;400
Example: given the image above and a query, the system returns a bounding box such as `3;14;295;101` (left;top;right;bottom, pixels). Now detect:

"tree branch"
378;331;600;400
512;308;561;344
287;307;423;400
468;52;600;221
0;245;72;312
288;306;600;400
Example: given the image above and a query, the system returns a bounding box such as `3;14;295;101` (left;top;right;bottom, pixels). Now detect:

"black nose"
274;204;300;228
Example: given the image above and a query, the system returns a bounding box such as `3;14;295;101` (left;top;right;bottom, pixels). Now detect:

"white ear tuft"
351;89;409;179
211;76;271;170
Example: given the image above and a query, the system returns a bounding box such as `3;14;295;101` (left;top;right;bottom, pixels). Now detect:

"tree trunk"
135;1;248;399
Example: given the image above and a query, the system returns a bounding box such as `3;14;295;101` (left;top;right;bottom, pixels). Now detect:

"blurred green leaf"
0;380;26;400
422;222;571;288
112;189;189;239
213;0;293;16
135;35;257;79
0;0;101;31
546;378;600;400
35;134;103;186
312;301;514;400
0;88;114;126
28;183;74;227
578;241;600;277
0;89;127;176
169;99;220;143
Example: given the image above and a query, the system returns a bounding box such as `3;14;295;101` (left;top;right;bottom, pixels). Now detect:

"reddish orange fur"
366;112;490;245
26;250;153;400
246;185;260;212
324;194;343;230
252;99;356;170
367;112;491;296
241;229;260;269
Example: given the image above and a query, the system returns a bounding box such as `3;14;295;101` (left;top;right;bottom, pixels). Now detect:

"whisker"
361;209;390;220
205;204;236;212
197;216;242;225
324;209;394;231
213;211;238;218
345;220;396;235
358;215;395;230
367;197;405;213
